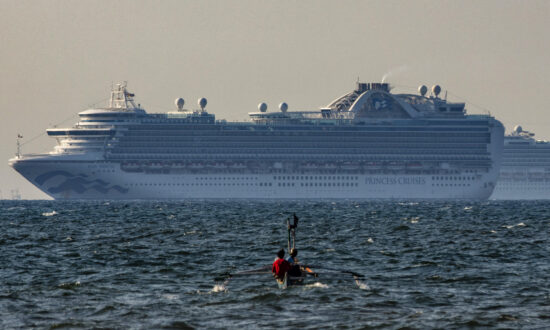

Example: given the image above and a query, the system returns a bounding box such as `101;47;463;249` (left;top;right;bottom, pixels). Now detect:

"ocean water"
0;200;549;329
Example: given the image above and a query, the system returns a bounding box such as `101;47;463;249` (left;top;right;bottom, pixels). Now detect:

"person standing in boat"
272;249;291;280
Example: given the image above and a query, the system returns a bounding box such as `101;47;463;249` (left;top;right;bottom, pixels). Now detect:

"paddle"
214;265;271;281
303;266;319;278
301;264;365;278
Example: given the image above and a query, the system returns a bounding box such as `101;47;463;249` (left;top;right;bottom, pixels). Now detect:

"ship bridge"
76;82;147;123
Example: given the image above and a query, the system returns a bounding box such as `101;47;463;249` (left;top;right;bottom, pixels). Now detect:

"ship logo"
35;171;128;194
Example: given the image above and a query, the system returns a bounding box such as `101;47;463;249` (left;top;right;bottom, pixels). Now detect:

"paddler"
287;248;299;265
287;248;302;277
272;249;291;281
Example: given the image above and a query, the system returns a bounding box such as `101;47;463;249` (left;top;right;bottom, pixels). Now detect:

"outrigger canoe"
277;273;307;289
214;214;365;290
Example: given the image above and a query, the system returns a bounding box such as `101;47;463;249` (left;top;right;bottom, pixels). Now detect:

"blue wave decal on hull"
35;171;74;185
35;171;128;195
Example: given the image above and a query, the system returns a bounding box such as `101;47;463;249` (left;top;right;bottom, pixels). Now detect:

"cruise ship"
492;126;550;199
9;82;504;200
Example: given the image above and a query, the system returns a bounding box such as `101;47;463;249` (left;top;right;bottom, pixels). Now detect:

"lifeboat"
303;163;318;170
189;162;204;169
341;162;360;170
231;163;246;169
323;163;337;169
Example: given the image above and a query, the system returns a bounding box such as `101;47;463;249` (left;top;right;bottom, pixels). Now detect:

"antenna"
16;134;23;158
287;213;299;251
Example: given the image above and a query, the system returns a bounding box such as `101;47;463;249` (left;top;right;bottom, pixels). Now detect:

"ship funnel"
279;102;288;113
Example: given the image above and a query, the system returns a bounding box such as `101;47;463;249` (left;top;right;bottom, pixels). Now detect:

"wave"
42;210;57;216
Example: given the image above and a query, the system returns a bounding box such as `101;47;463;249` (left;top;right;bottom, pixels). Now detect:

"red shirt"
272;258;291;279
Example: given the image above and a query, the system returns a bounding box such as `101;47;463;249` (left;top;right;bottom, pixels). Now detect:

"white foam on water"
161;294;179;300
211;280;229;293
464;206;473;210
503;222;526;229
59;280;81;289
355;279;370;290
42;211;57;217
409;310;424;318
367;237;374;243
305;282;329;289
402;216;420;223
7;206;26;211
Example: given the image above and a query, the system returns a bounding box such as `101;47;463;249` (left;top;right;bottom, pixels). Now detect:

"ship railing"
21;152;53;156
13;152;55;159
466;114;492;118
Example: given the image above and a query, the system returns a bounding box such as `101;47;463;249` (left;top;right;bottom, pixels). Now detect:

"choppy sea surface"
1;200;549;329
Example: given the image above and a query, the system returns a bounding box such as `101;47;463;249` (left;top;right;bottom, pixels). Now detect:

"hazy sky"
1;0;549;199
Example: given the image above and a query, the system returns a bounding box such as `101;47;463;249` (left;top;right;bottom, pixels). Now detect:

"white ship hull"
492;182;550;200
491;127;550;200
11;157;498;200
492;169;550;200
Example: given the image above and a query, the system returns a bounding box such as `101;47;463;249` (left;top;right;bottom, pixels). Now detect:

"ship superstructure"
492;126;550;199
10;82;504;200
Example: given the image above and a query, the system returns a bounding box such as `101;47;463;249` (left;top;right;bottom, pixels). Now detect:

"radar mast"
109;82;137;109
